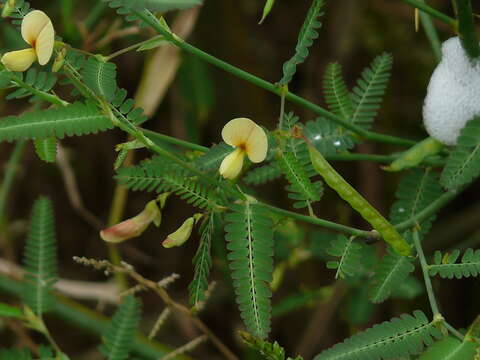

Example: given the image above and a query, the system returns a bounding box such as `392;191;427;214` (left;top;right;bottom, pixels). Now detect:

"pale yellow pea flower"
1;10;54;72
219;118;268;179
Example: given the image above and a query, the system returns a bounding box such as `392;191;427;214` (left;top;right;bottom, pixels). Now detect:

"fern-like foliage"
350;53;392;129
82;57;118;102
102;0;142;22
1;0;32;24
326;235;365;279
314;310;442;360
34;137;57;163
99;295;141;360
428;249;480;279
225;202;274;339
5;68;57;102
111;88;148;125
0;102;113;142
240;331;303;360
390;169;443;235
244;162;282;186
440;117;480;189
116;159;220;209
22;197;58;316
278;0;325;85
276;149;322;209
193;142;233;171
323;63;353;120
303;117;355;156
419;336;477;360
188;214;214;307
369;250;415;304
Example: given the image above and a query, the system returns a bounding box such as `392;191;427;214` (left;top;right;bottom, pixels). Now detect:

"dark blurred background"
1;0;480;359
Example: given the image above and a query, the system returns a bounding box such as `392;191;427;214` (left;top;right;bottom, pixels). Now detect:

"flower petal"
245;124;268;163
1;48;37;72
219;147;245;179
221;118;258;147
35;20;54;65
21;10;52;47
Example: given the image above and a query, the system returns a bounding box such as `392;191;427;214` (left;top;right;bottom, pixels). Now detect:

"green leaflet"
22;197;58;316
276;148;323;209
188;214;214;307
326;235;365;279
419;336;477;360
116;158;220;209
272;288;328;318
350;53;392;129
225;203;274;339
259;0;276;24
314;310;442;360
2;0;31;25
428;249;480;279
116;0;203;11
323;62;354;120
111;88;148;125
369;250;415;304
303;117;355;156
441;117;480;189
99;296;141;360
193;142;233;171
390;168;443;235
0;348;33;360
33;137;57;163
240;331;303;360
278;0;325;85
0;102;113;142
82;57;118;101
244;162;282;186
0;303;23;318
5;68;57;102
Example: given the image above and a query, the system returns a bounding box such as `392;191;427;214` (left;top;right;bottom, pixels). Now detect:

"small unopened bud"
162;214;202;248
2;0;16;18
52;47;66;72
100;197;164;243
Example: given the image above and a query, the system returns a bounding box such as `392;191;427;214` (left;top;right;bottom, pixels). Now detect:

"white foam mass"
423;37;480;145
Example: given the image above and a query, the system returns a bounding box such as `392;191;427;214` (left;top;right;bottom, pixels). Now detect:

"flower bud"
100;196;166;243
162;214;202;248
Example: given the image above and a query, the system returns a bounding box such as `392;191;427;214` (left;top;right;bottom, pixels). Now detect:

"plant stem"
413;230;440;316
105;35;165;61
444;321;465;340
10;75;69;107
0;141;26;222
454;0;480;60
142;128;209;152
394;187;463;232
402;0;457;27
417;0;442;61
134;10;415;147
260;203;375;238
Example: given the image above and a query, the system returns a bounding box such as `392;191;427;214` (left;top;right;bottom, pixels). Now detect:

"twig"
149;308;172;340
160;335;207;360
73;257;239;360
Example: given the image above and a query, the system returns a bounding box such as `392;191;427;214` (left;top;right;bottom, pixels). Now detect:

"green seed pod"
308;144;411;256
385;137;443;172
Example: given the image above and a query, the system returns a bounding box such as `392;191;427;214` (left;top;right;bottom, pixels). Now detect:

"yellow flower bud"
100;196;165;243
1;10;54;72
219;118;268;179
162;215;202;248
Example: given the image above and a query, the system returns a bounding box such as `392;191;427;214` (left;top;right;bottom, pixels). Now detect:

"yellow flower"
1;10;54;72
219;118;268;179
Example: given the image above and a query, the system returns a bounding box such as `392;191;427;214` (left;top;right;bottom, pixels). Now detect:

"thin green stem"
10;76;69;107
444;321;465;340
134;10;415;147
454;0;480;60
413;230;440;316
142;128;209;152
395;187;463;232
260;203;375;238
0;141;26;222
402;0;457;27
105;35;165;61
417;0;442;61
